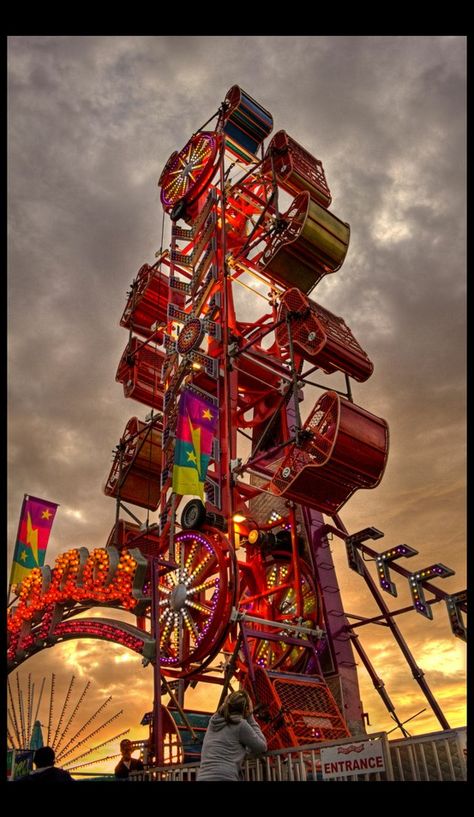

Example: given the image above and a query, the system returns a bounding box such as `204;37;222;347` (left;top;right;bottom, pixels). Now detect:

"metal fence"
126;727;466;783
388;727;466;781
244;732;392;781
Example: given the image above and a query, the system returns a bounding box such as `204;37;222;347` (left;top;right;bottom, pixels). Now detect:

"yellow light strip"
184;542;199;574
187;553;211;583
168;571;179;586
185;599;211;615
187;578;218;595
183;609;200;641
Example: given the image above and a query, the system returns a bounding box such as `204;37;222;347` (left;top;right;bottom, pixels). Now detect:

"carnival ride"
7;672;129;773
7;86;467;769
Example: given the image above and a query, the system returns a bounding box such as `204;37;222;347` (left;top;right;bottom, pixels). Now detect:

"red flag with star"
9;495;59;590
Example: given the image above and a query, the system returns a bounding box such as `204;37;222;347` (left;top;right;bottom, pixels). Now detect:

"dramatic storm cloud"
8;36;466;769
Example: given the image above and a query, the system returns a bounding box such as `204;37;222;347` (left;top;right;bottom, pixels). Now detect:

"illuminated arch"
7;616;155;673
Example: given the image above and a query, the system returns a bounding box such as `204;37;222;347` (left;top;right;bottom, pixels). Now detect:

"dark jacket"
14;766;75;783
114;758;145;779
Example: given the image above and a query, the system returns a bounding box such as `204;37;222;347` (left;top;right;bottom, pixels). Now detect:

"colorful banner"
9;495;59;589
172;390;218;499
11;750;34;780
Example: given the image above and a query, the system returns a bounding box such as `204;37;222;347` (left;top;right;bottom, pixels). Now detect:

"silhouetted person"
197;689;267;781
114;739;144;779
15;746;75;782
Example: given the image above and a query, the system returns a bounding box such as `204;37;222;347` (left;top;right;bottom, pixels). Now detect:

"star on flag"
9;495;59;590
172;390;218;499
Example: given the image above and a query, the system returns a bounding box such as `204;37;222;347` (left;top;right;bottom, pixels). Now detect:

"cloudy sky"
7;36;466;773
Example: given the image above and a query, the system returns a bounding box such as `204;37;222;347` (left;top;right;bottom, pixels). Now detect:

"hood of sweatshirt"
208;712;243;731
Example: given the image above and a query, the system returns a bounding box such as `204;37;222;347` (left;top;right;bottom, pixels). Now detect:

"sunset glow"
8;35;466;778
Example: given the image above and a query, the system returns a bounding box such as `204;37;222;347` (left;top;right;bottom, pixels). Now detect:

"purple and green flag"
172;390;218;499
9;495;59;589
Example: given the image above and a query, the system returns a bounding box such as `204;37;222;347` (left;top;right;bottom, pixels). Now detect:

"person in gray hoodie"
197;689;267;781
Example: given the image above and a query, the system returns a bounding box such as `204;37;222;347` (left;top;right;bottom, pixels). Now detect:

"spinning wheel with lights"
159;131;222;222
230;552;322;673
157;528;237;676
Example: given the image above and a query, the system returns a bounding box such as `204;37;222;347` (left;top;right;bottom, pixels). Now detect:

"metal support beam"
349;631;410;738
151;558;163;765
303;508;366;736
333;514;451;730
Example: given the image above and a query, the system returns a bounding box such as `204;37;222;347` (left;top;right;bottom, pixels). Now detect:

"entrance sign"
321;740;385;779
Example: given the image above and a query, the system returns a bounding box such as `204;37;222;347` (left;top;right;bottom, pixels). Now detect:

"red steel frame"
7;86;465;768
141;96;380;758
103;88;464;760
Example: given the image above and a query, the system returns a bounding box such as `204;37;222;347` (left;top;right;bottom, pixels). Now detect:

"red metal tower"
7;86;466;770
